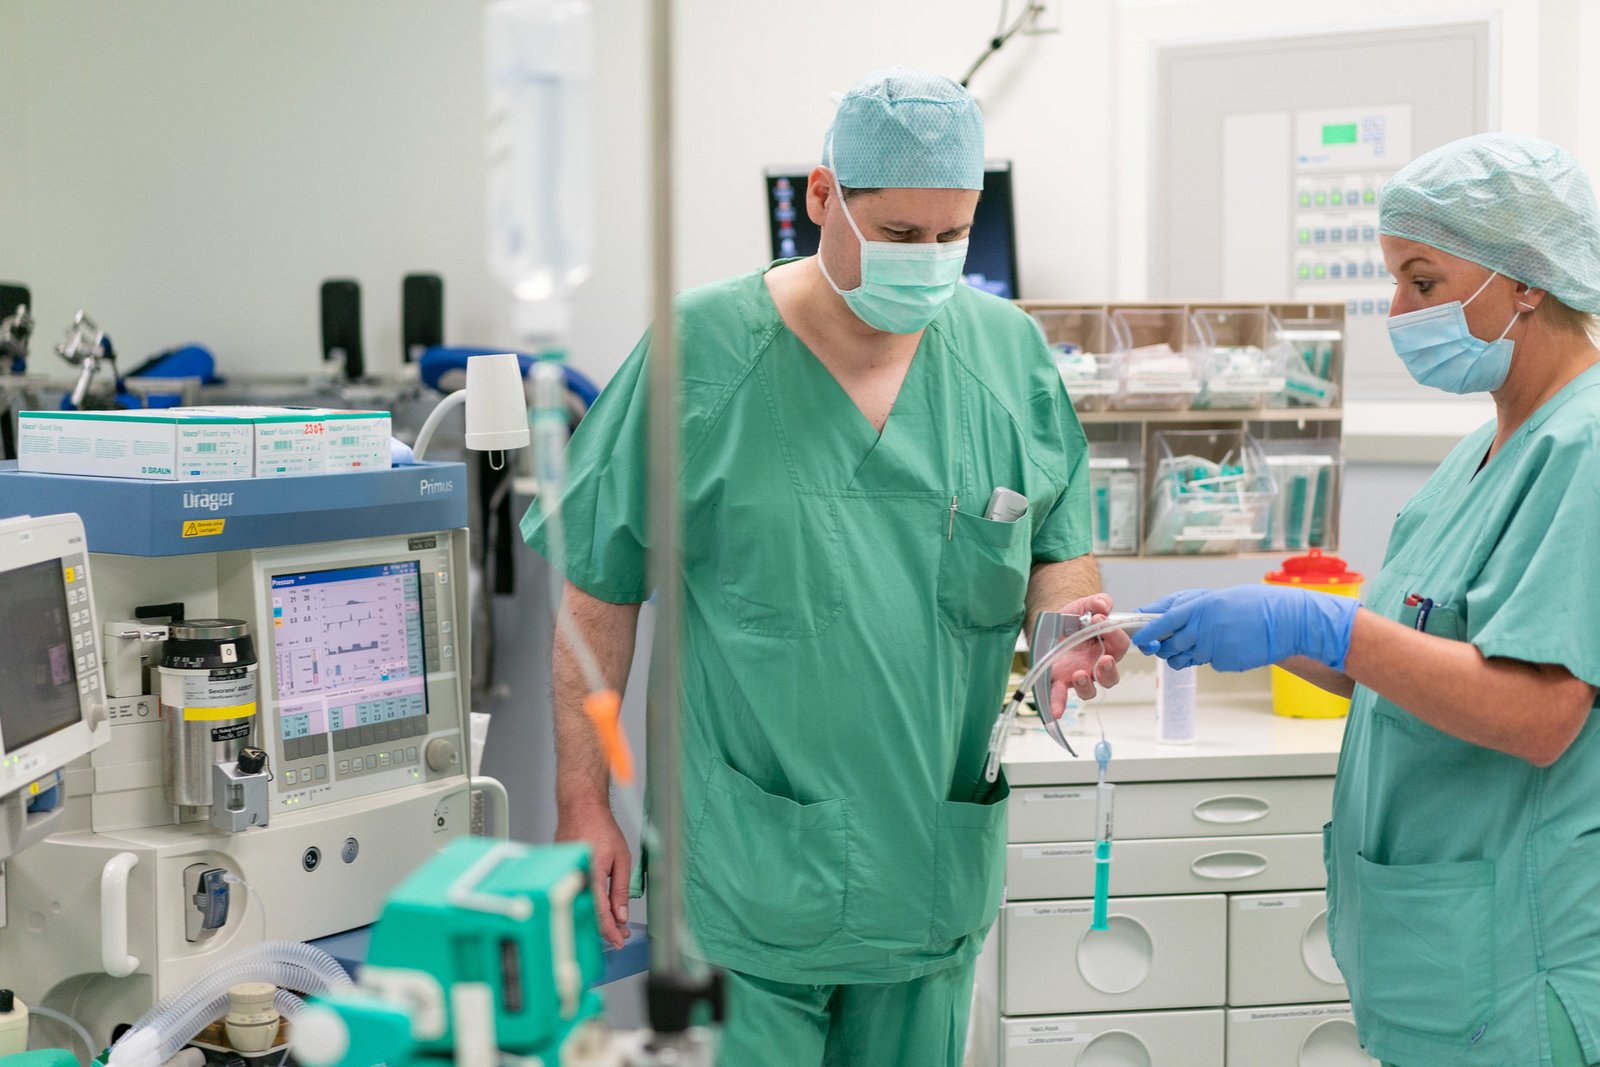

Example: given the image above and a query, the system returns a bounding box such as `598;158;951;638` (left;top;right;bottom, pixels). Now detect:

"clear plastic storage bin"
1191;308;1289;409
1147;429;1278;554
1030;308;1123;412
1272;317;1342;408
1257;437;1342;552
1110;309;1202;411
1088;440;1143;556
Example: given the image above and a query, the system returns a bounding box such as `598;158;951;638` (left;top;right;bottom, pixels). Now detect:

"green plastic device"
301;836;606;1066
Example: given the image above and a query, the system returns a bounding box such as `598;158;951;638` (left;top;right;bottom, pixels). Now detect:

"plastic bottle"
1155;661;1196;744
483;0;594;345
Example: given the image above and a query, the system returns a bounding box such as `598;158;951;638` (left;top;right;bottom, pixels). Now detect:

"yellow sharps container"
1265;549;1363;718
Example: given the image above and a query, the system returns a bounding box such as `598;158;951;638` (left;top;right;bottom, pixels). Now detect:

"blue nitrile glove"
1133;585;1359;672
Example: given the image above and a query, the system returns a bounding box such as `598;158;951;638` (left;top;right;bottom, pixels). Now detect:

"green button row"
1299;188;1378;208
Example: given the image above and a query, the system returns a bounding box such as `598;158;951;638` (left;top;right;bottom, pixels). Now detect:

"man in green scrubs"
1134;134;1600;1067
523;69;1125;1065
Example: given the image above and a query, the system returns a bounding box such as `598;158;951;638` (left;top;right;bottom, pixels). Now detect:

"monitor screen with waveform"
268;560;428;742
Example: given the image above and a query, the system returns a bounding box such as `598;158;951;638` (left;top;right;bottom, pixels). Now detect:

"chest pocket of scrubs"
1397;600;1465;639
718;495;844;637
938;508;1031;634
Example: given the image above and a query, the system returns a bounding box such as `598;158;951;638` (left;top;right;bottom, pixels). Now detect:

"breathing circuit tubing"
105;941;352;1067
985;612;1160;932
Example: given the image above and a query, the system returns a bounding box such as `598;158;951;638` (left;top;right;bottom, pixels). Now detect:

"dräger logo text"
420;479;455;496
182;491;235;512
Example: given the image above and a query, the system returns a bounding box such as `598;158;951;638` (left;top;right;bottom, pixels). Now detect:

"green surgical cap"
823;69;985;191
1380;133;1600;314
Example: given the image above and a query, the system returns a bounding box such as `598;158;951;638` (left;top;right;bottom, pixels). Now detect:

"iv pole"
641;0;723;1056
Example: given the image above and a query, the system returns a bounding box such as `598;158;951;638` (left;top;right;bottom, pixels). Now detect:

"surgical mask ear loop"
1462;269;1499;308
817;134;869;296
1462;270;1525;341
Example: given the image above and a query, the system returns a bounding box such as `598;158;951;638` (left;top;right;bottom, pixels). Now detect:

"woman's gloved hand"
1132;585;1359;672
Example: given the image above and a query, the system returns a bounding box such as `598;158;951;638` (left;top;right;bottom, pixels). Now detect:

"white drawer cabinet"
1009;777;1334;844
1002;1010;1226;1067
1002;894;1227;1016
987;698;1361;1067
1228;892;1346;1006
1006;833;1326;901
1226;1004;1377;1067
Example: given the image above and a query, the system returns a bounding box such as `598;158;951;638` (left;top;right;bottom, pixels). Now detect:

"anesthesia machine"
0;460;505;1051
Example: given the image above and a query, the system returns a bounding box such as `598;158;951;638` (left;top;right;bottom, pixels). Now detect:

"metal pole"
644;0;689;980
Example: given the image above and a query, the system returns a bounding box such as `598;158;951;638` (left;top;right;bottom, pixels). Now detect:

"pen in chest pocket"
948;487;1029;540
1405;592;1435;631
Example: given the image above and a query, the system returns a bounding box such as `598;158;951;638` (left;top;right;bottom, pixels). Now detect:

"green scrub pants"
714;958;978;1067
1383;987;1591;1067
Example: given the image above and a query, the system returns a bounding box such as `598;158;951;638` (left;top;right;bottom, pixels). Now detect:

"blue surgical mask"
1386;270;1522;394
816;153;968;334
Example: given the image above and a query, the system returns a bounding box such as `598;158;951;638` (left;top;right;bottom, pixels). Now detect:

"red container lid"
1265;548;1363;586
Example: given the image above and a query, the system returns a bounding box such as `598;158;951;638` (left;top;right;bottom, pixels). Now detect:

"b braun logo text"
420;479;455;496
182;491;235;512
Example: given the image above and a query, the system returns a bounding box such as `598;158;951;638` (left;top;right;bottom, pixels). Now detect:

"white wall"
0;0;650;385
6;0;1598;386
1108;0;1600;297
670;0;1116;301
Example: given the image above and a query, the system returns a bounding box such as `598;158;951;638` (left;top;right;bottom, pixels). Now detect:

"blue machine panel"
0;462;468;556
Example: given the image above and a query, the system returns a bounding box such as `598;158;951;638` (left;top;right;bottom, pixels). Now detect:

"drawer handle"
1193;795;1270;824
1191;850;1268;880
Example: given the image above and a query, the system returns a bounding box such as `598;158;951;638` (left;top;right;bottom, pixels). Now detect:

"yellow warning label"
181;701;257;721
182;519;226;539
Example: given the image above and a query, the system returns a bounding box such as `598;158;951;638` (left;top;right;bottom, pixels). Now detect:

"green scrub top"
1328;363;1600;1067
522;263;1090;985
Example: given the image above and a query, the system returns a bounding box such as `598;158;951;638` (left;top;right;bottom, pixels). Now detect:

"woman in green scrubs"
1134;134;1600;1067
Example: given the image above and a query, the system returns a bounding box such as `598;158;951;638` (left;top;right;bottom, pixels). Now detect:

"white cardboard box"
17;410;254;481
319;409;391;472
203;406;391;473
187;406;326;478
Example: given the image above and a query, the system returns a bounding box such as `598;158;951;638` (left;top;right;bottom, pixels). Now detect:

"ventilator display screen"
270;560;428;742
0;560;81;753
764;161;1022;299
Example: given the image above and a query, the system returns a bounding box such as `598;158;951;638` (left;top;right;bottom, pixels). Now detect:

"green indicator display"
1322;123;1359;145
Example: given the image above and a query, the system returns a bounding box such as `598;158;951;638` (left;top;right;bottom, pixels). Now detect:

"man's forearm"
553;580;642;813
1025;554;1105;641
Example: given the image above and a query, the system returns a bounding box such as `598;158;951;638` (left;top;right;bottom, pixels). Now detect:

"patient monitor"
0;512;109;862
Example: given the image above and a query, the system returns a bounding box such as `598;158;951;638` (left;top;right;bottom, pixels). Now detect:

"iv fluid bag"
484;0;594;330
